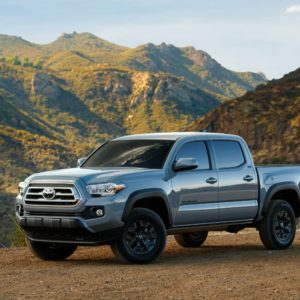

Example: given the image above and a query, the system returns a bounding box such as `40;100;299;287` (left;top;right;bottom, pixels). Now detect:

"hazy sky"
0;0;299;79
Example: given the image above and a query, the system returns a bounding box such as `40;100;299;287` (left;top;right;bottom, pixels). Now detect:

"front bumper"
16;179;127;245
24;220;122;245
16;210;123;245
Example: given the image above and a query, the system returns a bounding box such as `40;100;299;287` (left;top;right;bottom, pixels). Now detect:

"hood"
28;167;161;184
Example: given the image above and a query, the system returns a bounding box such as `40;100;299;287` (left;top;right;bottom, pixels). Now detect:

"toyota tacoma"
16;132;300;263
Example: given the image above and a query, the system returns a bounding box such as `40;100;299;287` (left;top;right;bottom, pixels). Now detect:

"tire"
26;238;77;260
259;199;296;250
111;208;167;264
174;231;208;248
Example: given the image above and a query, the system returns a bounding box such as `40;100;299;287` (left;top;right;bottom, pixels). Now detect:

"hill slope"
0;62;219;140
190;68;300;163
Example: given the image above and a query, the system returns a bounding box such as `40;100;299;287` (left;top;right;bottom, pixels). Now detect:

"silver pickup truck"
16;132;300;263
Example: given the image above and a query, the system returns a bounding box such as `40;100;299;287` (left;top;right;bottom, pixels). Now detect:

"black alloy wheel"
125;219;158;255
259;199;296;250
111;208;167;264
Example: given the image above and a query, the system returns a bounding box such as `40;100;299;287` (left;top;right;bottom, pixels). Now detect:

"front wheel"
259;200;296;250
26;238;77;260
175;231;208;247
111;208;167;264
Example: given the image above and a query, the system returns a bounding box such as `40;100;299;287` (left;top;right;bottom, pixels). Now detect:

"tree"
22;57;33;67
33;59;43;69
11;56;21;65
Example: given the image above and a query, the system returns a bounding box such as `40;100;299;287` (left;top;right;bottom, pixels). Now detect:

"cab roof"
114;132;239;141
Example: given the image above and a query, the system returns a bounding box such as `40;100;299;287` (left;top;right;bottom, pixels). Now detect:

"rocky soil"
0;231;299;299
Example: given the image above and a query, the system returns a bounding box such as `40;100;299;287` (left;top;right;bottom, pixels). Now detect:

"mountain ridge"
0;32;267;100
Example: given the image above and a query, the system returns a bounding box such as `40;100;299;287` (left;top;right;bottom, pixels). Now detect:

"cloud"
285;4;300;13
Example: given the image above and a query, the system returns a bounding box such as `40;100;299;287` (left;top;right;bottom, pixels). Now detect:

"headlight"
86;183;125;196
18;181;28;196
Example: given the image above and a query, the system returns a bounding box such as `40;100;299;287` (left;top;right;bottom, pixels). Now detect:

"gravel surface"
0;231;299;299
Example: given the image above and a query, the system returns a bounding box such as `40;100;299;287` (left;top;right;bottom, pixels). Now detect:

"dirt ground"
0;231;300;300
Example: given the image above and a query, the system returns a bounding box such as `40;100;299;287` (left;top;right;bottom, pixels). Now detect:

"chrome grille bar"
24;184;80;206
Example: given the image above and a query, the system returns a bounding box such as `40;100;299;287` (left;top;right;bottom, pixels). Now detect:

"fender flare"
262;181;300;214
122;188;173;226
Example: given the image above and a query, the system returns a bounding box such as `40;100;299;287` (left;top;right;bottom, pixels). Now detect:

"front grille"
24;183;80;206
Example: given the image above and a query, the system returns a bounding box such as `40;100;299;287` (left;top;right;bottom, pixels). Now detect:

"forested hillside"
190;68;300;163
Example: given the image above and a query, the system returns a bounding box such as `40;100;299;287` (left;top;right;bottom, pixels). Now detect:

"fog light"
95;209;104;217
16;204;24;216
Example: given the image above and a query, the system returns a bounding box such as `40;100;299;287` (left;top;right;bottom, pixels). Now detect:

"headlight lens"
18;181;28;195
86;183;125;196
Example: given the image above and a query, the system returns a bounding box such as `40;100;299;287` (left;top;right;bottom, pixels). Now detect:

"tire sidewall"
117;208;167;263
175;231;208;247
186;231;208;245
26;238;77;260
268;200;296;249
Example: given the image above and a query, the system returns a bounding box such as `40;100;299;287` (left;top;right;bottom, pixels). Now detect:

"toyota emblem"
42;188;56;200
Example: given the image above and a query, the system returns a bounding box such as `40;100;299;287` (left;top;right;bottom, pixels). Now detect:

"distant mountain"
0;34;43;58
120;43;267;99
189;68;300;163
43;32;126;52
0;32;267;99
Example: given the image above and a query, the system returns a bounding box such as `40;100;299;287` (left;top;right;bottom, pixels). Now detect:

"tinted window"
83;140;174;169
176;141;210;170
213;141;245;169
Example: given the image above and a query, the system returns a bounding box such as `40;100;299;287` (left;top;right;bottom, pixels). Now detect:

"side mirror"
77;157;87;167
173;157;199;171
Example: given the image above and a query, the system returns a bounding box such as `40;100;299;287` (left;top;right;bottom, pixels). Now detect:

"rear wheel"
259;200;296;250
175;231;208;247
111;208;167;264
26;238;77;260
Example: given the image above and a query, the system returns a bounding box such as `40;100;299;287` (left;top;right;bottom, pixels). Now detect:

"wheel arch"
122;189;173;228
262;182;300;217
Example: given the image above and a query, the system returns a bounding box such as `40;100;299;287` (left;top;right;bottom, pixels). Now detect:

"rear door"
211;140;258;222
172;141;219;226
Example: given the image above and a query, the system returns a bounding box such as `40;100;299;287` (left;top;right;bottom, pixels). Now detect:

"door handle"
206;177;218;184
243;175;254;182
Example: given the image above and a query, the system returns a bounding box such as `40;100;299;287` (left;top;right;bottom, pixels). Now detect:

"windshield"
82;139;175;169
